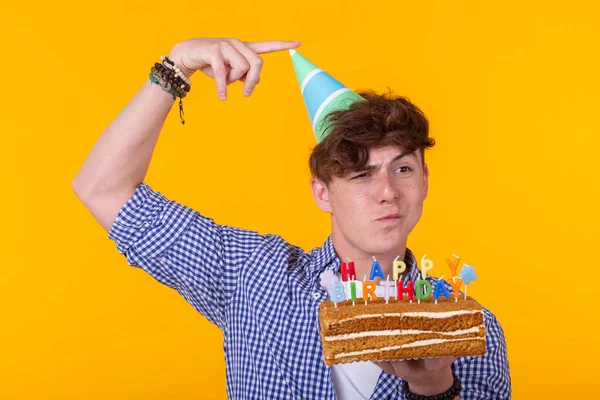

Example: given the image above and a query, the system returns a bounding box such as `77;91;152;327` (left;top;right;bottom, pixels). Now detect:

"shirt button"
313;292;321;300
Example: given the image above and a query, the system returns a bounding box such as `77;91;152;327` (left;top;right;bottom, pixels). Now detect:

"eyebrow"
360;151;418;172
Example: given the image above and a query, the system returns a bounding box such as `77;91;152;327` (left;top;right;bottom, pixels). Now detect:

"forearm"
72;79;174;198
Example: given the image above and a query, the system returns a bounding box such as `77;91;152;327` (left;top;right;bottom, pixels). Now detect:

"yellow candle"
393;255;406;280
420;254;434;279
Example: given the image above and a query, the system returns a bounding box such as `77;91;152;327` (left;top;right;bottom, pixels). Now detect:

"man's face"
312;145;429;255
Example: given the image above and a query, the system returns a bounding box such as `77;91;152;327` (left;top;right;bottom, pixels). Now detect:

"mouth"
375;213;402;224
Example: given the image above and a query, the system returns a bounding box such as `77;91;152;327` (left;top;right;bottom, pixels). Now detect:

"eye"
351;172;370;180
396;166;412;173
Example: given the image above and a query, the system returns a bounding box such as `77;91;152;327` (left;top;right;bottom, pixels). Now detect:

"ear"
423;162;429;200
311;177;332;213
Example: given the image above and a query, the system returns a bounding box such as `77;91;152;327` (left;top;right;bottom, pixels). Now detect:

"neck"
331;231;407;284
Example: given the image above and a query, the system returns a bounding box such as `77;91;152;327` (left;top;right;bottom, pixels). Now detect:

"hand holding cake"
376;357;457;397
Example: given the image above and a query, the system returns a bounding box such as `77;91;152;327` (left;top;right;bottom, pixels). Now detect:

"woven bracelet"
149;57;190;125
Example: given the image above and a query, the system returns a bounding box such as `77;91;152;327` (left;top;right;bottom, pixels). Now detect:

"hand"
375;356;457;396
167;38;301;100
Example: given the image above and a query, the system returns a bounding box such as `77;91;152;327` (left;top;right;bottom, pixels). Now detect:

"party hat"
289;49;363;142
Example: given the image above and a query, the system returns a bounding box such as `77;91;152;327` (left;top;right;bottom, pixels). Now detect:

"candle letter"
369;257;385;280
340;262;350;282
415;280;432;301
347;261;356;281
380;279;395;303
396;280;414;301
393;256;406;280
433;280;451;301
449;277;462;299
332;283;346;303
362;280;378;302
445;254;461;278
420;254;434;279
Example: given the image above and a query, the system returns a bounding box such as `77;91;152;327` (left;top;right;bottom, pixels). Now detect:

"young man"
73;37;511;399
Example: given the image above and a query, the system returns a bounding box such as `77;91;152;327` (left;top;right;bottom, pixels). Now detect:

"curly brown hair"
309;89;436;185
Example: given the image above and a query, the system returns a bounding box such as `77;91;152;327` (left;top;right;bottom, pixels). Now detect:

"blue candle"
369;256;385;280
331;282;346;305
433;280;451;301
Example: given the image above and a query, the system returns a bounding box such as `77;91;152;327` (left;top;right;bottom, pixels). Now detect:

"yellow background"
1;0;599;398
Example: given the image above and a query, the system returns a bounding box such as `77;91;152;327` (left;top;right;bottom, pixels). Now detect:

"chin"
364;232;406;254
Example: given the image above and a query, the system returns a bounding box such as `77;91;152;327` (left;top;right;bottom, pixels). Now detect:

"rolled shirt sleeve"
107;182;265;329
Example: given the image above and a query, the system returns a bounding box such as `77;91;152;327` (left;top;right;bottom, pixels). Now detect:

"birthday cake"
319;295;485;365
318;255;486;365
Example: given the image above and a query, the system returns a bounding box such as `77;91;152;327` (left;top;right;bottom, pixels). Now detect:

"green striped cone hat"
289;49;363;142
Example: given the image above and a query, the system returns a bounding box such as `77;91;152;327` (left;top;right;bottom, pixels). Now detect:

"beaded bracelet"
161;55;192;86
151;64;190;97
149;72;177;95
149;56;191;125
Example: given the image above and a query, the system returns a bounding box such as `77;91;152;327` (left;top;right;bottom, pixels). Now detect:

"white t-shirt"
331;361;382;399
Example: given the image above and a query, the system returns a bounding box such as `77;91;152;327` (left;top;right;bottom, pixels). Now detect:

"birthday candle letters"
331;254;477;305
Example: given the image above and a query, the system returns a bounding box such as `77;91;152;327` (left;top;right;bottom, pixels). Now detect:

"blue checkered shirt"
108;183;511;399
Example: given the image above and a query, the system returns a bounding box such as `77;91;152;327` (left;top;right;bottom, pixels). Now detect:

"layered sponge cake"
319;296;486;365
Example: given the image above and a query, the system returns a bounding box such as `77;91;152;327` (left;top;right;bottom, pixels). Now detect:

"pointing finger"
245;40;301;55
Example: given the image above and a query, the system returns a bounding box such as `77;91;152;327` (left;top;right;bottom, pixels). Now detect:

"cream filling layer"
324;325;484;341
334;337;485;359
332;309;482;324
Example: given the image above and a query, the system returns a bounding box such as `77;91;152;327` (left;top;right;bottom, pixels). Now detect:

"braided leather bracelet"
402;372;461;400
149;56;191;125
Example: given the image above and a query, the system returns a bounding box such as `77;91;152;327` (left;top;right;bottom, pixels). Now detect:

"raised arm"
72;38;301;232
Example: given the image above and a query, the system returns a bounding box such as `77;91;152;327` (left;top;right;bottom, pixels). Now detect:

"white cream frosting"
332;309;481;324
401;310;481;318
324;325;484;341
334;337;485;359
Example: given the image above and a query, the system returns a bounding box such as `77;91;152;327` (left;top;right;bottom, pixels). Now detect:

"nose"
376;172;399;203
